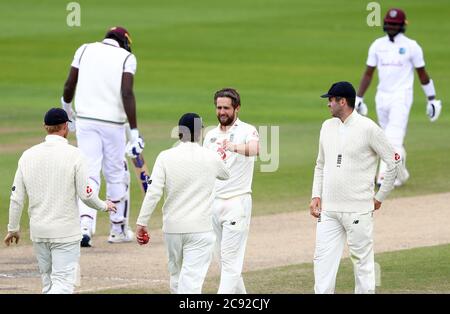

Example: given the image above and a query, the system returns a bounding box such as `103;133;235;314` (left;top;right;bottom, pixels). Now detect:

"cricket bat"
125;124;151;194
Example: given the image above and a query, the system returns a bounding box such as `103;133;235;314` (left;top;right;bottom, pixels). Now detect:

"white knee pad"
106;160;131;233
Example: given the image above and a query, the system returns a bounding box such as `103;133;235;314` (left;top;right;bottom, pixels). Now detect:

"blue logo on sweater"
399;47;406;54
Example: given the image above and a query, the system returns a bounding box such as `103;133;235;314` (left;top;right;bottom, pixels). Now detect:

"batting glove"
355;96;368;116
60;97;76;132
426;99;442;122
126;129;145;158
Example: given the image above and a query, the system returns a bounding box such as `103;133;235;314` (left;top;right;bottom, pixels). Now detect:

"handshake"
126;128;145;158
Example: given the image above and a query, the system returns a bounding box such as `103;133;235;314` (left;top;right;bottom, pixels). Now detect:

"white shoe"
108;229;134;243
81;226;92;247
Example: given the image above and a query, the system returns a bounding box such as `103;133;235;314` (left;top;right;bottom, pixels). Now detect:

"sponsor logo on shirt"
394;152;401;161
337;154;342;167
399;47;406;54
12;186;16;191
86;185;93;195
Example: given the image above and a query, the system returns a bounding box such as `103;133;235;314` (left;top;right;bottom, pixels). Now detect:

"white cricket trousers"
76;119;129;234
212;193;252;294
313;211;375;294
164;231;216;294
376;89;413;179
33;240;80;294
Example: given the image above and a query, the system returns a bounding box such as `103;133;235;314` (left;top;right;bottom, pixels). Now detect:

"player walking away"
203;88;259;294
310;82;400;294
355;8;442;187
3;108;116;294
61;26;144;247
136;113;230;294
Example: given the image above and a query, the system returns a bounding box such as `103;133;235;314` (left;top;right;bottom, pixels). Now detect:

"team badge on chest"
399;47;406;54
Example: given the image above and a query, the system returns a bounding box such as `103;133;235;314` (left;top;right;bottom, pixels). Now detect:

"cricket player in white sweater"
311;82;400;294
355;8;442;187
204;88;259;294
136;113;230;294
4;108;116;294
61;26;143;246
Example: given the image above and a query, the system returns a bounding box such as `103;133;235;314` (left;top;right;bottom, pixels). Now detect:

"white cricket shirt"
203;118;259;199
7;135;107;242
312;110;401;213
71;38;137;124
136;142;230;233
367;33;425;93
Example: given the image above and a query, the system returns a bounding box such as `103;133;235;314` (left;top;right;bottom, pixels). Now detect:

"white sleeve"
203;131;212;149
70;44;88;68
245;126;260;143
8;158;27;232
411;41;425;68
366;41;377;67
311;125;325;198
75;154;107;211
123;54;137;74
369;125;400;202
136;154;165;226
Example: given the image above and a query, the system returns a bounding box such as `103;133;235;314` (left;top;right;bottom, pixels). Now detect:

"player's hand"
374;198;382;211
426;99;442;122
309;197;322;218
60;97;76;132
104;200;117;213
222;139;236;152
126;129;145;158
136;225;150;245
355;96;368;116
4;231;20;246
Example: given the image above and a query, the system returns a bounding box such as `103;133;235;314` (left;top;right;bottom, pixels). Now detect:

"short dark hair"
335;96;355;108
178;113;203;143
214;88;241;108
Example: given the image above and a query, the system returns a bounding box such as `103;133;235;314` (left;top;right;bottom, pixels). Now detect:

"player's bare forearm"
122;72;137;129
226;140;259;156
357;66;375;97
63;67;79;103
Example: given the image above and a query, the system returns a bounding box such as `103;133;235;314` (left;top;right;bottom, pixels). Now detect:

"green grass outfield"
94;244;450;294
0;0;449;293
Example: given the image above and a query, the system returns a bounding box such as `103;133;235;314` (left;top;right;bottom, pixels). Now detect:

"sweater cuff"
136;217;148;227
374;191;387;203
7;224;20;233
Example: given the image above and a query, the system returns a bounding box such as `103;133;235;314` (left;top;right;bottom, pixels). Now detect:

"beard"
217;114;235;126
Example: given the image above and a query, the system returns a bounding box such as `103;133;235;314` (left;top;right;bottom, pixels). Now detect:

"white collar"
102;38;120;47
385;33;404;43
45;135;68;143
217;118;241;132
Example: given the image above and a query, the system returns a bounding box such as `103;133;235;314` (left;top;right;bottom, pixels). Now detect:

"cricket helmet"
105;26;133;52
383;8;407;34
